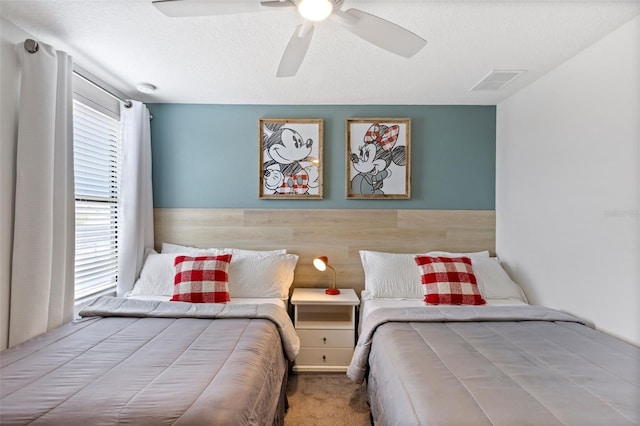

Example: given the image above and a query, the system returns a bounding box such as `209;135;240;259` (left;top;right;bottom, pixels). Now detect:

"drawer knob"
323;337;327;344
322;355;326;363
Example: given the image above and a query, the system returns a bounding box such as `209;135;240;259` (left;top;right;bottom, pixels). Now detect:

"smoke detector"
136;83;157;94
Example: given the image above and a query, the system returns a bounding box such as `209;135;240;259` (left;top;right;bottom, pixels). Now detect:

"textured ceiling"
1;0;638;105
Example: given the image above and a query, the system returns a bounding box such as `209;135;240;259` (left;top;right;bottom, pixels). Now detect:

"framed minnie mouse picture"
346;118;411;199
259;118;323;199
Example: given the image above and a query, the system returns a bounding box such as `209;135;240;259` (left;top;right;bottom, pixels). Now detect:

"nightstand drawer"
297;329;353;348
296;348;353;367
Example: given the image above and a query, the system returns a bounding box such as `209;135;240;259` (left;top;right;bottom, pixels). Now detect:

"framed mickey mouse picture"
346;118;411;199
259;118;323;199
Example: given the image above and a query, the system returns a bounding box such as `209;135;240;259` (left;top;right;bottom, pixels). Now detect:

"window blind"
73;100;121;300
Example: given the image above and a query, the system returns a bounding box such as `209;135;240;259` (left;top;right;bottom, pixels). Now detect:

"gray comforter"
1;297;300;425
348;305;640;425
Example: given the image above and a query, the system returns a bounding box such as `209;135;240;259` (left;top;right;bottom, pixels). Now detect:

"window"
72;98;122;301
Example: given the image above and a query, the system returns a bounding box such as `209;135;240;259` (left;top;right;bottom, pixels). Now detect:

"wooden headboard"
154;208;495;294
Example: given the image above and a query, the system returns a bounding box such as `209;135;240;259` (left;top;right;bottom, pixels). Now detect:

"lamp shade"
313;256;328;272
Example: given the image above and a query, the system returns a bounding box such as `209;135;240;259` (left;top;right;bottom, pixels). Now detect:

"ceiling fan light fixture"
298;0;333;22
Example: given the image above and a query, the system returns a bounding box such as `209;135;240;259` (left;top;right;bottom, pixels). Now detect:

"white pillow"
472;257;528;302
425;250;490;260
161;242;286;256
360;251;423;299
228;253;298;299
130;251;298;299
130;253;176;296
161;242;220;254
227;247;287;256
360;250;491;299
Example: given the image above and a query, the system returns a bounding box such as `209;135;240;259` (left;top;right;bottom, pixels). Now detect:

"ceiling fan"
152;0;427;77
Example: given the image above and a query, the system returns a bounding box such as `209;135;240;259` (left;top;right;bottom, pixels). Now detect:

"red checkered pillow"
414;255;486;305
171;254;232;303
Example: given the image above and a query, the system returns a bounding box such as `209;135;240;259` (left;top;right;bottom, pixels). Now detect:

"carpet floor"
284;372;372;426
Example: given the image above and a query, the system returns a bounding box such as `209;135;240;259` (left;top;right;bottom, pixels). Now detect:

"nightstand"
290;288;360;372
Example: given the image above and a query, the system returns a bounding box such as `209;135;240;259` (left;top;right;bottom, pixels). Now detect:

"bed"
1;246;301;425
347;250;640;425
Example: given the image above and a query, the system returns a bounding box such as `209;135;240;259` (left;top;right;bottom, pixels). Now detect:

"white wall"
496;16;639;346
0;18;31;350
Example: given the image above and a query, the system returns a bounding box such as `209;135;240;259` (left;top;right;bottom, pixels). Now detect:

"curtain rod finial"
24;39;39;54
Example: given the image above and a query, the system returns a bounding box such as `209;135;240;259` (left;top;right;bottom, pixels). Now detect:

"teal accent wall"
148;104;496;209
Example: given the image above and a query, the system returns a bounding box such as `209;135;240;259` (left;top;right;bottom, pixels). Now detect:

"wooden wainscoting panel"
154;208;496;294
243;209;398;228
398;209;496;229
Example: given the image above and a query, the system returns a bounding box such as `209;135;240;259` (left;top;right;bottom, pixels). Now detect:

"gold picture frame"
259;118;323;199
346;118;411;199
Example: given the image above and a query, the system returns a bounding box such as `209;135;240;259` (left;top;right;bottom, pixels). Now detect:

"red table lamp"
313;256;340;295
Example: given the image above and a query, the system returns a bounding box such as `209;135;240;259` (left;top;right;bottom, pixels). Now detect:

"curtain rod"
73;69;133;109
24;38;133;109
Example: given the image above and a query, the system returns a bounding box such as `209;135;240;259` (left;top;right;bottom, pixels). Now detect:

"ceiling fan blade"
152;0;265;17
333;8;426;58
276;24;315;78
260;1;295;8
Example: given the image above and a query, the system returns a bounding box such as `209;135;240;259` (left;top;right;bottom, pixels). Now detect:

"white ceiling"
1;0;638;105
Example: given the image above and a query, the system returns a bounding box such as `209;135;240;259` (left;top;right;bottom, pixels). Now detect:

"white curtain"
117;101;154;296
9;41;74;347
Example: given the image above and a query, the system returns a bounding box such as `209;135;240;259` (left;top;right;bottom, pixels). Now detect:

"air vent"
470;70;525;91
